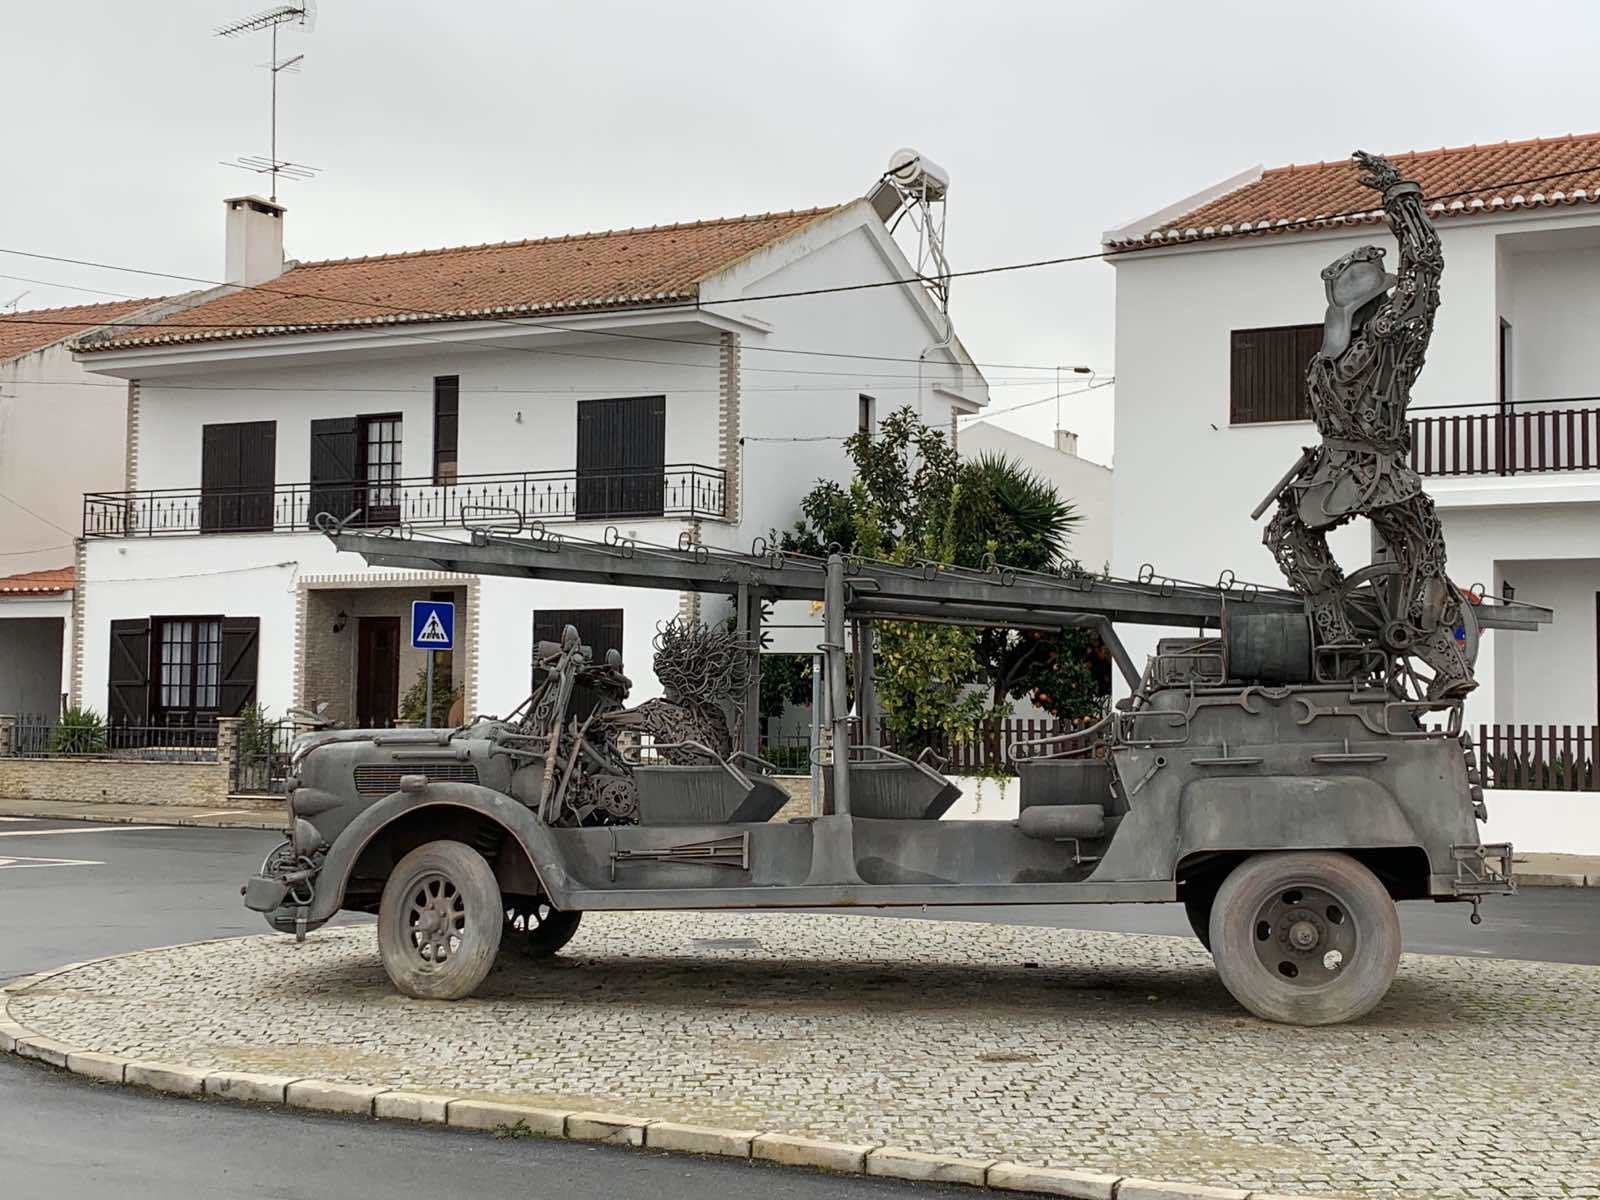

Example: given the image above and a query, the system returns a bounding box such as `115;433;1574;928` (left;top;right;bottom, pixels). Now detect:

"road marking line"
189;810;253;819
0;825;167;838
0;816;40;822
0;855;104;869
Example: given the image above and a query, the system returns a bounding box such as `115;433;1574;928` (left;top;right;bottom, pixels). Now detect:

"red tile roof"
0;566;74;595
1107;132;1600;250
81;207;843;353
0;298;166;364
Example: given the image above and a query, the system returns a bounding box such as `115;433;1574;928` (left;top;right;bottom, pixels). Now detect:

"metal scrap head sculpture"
1260;151;1474;702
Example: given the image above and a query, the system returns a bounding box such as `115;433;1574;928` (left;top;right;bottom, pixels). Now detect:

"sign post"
410;600;455;728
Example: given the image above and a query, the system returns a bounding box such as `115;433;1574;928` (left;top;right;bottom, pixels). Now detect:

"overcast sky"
7;0;1599;464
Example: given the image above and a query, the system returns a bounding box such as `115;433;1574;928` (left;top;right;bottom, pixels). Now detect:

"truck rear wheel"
378;840;503;1000
1209;851;1400;1026
504;897;583;959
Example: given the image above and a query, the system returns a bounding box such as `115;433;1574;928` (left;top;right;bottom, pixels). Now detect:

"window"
575;396;666;519
307;414;403;528
157;618;221;720
433;376;459;485
1229;324;1321;424
858;394;876;437
200;420;276;532
532;608;623;718
107;616;259;727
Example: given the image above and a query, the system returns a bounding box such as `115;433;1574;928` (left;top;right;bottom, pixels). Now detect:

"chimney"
1054;428;1080;457
224;196;286;287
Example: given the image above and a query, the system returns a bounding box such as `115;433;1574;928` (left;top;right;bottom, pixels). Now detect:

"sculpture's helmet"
1319;245;1397;358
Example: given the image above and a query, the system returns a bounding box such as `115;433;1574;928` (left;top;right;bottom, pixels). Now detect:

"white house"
67;185;989;731
0;296;181;717
1105;132;1600;744
958;421;1113;573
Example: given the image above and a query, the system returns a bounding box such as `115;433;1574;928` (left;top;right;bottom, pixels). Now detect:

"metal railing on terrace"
12;715;219;762
83;464;727;538
1409;399;1600;477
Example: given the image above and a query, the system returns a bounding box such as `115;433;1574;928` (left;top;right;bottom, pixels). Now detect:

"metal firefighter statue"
1259;150;1475;701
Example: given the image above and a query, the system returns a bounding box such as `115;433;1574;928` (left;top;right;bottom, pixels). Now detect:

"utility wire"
0;489;80;539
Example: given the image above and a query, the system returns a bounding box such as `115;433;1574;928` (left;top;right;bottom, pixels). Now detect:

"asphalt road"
2;816;1597;1200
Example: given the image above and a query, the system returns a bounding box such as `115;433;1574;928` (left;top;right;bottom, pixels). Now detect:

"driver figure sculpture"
1262;150;1474;700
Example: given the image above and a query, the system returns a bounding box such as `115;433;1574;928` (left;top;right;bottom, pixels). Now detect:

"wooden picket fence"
1477;724;1599;792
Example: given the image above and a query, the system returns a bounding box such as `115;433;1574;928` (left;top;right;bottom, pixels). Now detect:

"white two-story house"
1106;132;1600;746
68;185;988;732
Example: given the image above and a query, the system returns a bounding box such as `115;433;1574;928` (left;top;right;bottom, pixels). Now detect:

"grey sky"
7;0;1599;464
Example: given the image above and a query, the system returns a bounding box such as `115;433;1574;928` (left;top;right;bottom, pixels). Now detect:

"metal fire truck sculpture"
245;154;1551;1027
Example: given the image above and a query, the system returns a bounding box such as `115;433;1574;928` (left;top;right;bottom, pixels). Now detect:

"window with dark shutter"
433;376;459;485
200;421;276;532
575;396;665;519
1229;324;1321;424
357;413;403;525
858;394;876;437
218;617;261;716
532;608;624;718
309;417;359;528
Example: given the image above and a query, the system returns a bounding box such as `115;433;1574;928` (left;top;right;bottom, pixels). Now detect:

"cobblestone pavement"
10;913;1599;1199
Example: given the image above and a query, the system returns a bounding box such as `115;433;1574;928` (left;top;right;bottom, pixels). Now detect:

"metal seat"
823;746;959;820
631;745;788;826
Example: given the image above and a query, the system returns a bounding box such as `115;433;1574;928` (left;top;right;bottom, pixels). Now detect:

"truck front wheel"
378;840;503;1000
1210;851;1400;1026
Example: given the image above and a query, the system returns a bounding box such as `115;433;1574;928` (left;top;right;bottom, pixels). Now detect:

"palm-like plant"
954;451;1079;572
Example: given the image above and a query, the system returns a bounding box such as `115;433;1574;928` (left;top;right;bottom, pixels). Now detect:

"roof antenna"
215;2;321;202
2;290;31;313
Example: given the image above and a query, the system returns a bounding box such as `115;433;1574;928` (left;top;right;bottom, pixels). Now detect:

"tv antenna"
215;2;320;202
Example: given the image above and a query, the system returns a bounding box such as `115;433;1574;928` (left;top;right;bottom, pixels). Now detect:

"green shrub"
400;665;459;728
49;708;107;755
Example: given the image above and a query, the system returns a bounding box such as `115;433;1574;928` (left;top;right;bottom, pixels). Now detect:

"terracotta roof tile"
0;298;166;363
0;566;74;595
1108;132;1600;250
82;206;843;352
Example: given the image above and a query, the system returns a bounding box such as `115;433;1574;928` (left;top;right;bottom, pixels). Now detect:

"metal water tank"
887;148;950;200
1224;609;1314;684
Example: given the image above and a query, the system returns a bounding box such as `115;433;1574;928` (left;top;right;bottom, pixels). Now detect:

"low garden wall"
0;756;232;808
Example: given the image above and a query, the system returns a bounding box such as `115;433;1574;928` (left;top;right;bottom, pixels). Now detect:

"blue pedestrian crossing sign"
411;600;455;650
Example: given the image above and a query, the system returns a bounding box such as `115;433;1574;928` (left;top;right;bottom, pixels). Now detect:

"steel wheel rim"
1251;881;1360;987
406;871;467;969
506;898;555;936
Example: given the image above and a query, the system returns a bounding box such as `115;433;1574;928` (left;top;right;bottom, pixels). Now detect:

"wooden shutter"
576;396;665;519
433;376;460;485
1230;325;1320;424
107;619;151;725
217;617;260;716
201;422;276;533
309;417;359;528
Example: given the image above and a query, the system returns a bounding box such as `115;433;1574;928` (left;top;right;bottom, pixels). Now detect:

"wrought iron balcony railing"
83;464;727;538
1409;399;1600;477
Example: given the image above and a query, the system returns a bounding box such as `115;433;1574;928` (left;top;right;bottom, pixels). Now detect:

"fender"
305;782;579;923
1179;774;1419;857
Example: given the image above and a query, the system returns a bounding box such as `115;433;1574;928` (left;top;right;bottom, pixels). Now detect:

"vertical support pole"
825;554;852;816
809;651;823;817
856;619;878;746
735;583;762;757
424;651;435;729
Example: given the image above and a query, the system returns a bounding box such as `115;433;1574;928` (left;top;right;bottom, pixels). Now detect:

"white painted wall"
959;421;1114;572
133;335;721;493
1110;210;1600;730
0;341;126;572
1482;789;1600;856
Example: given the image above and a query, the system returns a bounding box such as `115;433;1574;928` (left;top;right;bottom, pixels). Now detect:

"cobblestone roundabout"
10;913;1600;1199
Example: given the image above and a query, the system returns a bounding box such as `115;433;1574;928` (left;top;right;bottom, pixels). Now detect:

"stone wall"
0;757;230;807
773;775;814;822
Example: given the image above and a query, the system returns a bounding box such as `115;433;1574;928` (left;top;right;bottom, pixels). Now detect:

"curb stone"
125;1061;207;1095
446;1098;568;1138
0;943;1348;1200
285;1079;387;1115
1518;872;1587;888
753;1133;880;1174
985;1163;1121;1199
866;1147;994;1186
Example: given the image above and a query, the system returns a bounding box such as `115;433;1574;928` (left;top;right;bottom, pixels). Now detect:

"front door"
357;616;401;728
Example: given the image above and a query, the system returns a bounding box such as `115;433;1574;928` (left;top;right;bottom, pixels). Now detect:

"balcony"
1409;399;1600;477
83;464;727;538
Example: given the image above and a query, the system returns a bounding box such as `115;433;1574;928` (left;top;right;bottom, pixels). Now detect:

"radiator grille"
353;762;479;797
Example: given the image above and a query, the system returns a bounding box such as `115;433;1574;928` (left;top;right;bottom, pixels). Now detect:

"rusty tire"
378;840;503;1000
1210;851;1399;1026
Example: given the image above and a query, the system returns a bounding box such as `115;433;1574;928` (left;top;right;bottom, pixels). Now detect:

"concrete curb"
0;944;1340;1200
0;806;282;832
